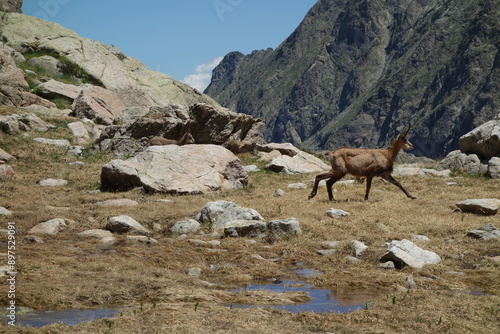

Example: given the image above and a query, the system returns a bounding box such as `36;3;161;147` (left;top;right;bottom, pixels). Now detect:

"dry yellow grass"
0;107;499;333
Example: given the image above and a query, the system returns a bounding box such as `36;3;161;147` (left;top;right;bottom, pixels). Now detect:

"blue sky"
22;0;317;91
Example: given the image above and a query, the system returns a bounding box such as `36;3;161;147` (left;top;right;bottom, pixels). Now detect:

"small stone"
77;229;114;239
170;219;201;235
412;235;430;242
39;179;68;187
0;207;12;216
106;215;150;235
34;138;70;147
379;261;395;269
287;183;307;190
187;267;203;277
127;235;158;244
23;235;44;243
96;199;139;207
352;240;368;257
267;218;302;238
273;189;284;197
317;249;336;256
326;208;350;218
321;241;341;249
345;255;362;263
243;165;260;173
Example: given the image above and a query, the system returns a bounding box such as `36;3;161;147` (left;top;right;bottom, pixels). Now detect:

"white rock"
196;201;264;231
39;179;68;187
273;189;284;197
77;229;114;239
380;239;441;269
326;208;350;218
34;138;70;147
29;218;67;235
170;219;201;234
106;215;150;235
287;183;307;190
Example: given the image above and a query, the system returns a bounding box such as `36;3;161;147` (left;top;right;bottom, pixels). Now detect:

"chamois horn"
402;123;411;136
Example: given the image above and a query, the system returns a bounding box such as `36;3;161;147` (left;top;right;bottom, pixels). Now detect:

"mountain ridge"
205;0;500;158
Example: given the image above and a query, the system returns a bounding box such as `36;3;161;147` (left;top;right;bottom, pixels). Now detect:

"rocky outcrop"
437;118;500;177
459;119;500;160
0;49;55;108
100;144;248;195
206;0;500;159
93;103;264;158
0;12;222;109
0;0;22;13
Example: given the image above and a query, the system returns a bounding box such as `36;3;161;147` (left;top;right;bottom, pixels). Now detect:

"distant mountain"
205;0;500;158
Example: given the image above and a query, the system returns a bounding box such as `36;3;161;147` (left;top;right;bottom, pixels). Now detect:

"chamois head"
398;124;413;151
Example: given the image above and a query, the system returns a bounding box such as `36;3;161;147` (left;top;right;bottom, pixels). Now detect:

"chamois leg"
325;173;346;201
308;171;333;200
381;171;417;199
364;176;374;200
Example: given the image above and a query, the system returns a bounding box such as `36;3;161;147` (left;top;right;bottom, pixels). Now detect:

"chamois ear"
402;123;411;137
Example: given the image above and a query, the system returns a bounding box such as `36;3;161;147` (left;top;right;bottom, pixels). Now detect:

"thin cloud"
182;56;224;92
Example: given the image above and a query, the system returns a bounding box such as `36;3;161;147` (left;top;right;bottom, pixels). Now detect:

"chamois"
148;132;195;146
308;125;416;201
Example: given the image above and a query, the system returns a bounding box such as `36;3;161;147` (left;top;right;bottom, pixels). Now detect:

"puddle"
2;307;120;327
230;269;378;313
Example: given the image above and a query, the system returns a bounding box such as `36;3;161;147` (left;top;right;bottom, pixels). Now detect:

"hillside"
205;0;500;158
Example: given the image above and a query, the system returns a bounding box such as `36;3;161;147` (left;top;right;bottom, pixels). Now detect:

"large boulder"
35;79;82;101
101;144;248;194
71;85;126;125
459;119;500;159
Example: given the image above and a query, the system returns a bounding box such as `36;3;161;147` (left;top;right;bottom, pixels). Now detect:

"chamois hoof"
410;196;417;200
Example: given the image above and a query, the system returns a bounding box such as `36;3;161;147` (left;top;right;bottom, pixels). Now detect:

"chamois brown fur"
148;132;195;146
309;126;416;201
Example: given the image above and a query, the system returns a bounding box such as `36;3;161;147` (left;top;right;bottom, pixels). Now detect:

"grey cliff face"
0;0;22;13
205;0;500;158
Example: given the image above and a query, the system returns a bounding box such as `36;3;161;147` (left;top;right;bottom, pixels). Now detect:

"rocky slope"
0;12;221;109
205;0;500;158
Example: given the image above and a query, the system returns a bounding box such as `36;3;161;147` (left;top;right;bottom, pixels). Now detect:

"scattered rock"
317;249;336;256
405;276;416;289
412;235;430;242
126;235;158;244
77;229;114;239
345;255;362;263
101;145;248;194
224;220;267;238
196;201;264;231
39;179;68;187
243;165;260;173
23;235;44;243
456;199;500;215
352;240;368;257
95;199;139;207
321;241;341;249
28;218;67;235
0;164;14;178
170;219;201;235
267;218;302;238
379;261;396;269
436;150;481;174
68;121;90;144
34;138;70;147
265;151;329;174
187;267;203;277
106;215;150;235
0;147;15;163
326;208;350;218
273;189;284;197
466;224;500;240
287;183;307;190
0;207;12;216
380;239;441;269
488;157;500;179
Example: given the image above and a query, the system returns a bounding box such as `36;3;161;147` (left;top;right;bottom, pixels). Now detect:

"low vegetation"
0;106;499;333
